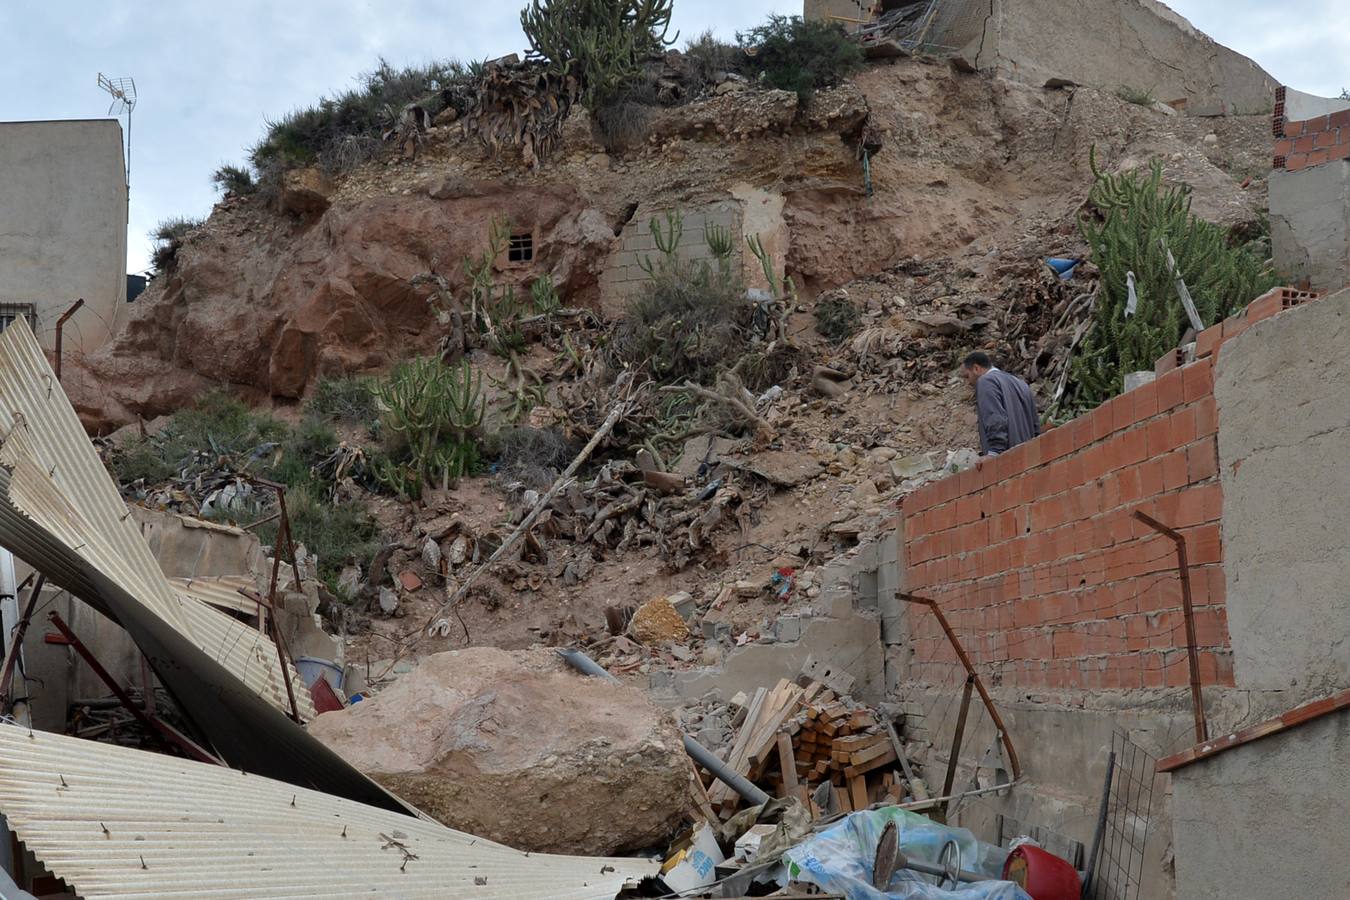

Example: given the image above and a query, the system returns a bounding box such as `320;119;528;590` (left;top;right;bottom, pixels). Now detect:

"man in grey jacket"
962;351;1040;456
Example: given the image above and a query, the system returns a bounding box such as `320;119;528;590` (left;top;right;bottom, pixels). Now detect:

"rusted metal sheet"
0;723;658;899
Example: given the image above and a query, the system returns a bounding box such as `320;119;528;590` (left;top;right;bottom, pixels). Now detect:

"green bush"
212;164;256;197
736;15;862;102
614;212;748;385
256;482;381;590
1063;149;1279;414
149;216;205;273
249;58;475;176
521;0;675;108
684;30;745;95
307;375;379;428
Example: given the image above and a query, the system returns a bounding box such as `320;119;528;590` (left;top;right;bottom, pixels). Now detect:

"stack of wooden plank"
704;678;810;813
695;677;916;821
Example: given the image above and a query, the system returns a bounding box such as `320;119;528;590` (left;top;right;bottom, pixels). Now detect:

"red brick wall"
900;287;1323;692
1273;86;1350;172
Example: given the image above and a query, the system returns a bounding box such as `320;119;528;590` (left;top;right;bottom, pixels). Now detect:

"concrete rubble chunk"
630;596;692;644
310;647;691;854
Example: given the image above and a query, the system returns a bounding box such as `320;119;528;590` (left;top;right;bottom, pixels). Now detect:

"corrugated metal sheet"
0;320;305;718
0;724;659;899
171;575;261;615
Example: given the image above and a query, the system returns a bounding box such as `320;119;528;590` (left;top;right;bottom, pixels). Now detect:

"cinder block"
775;614;803;643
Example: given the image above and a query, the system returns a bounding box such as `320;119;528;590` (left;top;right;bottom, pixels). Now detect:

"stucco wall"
1269;162;1350;293
1214;287;1350;695
962;0;1276;116
0;119;127;353
1172;710;1350;899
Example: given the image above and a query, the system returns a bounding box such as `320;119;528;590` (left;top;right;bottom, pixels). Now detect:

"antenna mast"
96;73;137;191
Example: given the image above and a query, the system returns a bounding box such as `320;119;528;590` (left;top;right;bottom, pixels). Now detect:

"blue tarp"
782;808;1033;900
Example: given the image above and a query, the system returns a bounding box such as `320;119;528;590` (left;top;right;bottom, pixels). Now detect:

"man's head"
962;351;992;387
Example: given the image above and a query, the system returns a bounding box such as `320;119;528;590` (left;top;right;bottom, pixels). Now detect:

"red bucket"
1002;844;1082;900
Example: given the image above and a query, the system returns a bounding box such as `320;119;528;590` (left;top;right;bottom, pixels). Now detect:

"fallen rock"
308;647;690;854
630;596;691;644
278;166;332;217
397;570;423;592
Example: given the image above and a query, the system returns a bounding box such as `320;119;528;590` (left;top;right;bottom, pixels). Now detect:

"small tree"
520;0;676;107
1064;148;1278;414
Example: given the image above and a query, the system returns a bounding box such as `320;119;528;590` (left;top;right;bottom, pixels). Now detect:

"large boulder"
308;647;691;854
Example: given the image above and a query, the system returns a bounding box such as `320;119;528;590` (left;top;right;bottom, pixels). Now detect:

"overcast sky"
3;1;1347;274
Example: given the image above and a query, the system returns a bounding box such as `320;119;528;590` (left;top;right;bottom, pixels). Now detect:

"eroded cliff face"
67;59;1270;432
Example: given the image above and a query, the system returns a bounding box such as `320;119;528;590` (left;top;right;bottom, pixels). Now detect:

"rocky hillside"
67;57;1267;432
82;54;1274;671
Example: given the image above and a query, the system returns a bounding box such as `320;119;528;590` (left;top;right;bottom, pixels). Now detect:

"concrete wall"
0;119;127;353
1214;287;1350;696
961;0;1275;116
1172;709;1350;899
1269;162;1350;292
1270;87;1350;291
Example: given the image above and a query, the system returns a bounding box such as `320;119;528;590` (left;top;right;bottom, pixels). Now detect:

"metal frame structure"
1082;732;1158;900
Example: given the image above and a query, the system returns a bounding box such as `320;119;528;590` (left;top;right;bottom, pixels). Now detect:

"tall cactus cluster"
520;0;675;107
374;356;486;497
1063;148;1278;415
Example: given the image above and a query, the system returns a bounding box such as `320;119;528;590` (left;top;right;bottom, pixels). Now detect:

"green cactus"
520;0;675;108
1063;146;1279;415
375;357;485;496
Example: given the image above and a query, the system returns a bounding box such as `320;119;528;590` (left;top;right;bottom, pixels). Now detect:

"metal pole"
53;299;85;384
941;675;975;819
1133;511;1208;742
246;477;302;722
555;647;772;807
47;612;221;765
0;574;42;708
1082;749;1117;899
901;593;1022;779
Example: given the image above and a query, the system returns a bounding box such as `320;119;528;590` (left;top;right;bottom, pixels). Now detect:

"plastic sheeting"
783;808;1033;900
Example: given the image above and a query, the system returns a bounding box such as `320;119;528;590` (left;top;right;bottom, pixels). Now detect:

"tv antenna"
97;73;136;189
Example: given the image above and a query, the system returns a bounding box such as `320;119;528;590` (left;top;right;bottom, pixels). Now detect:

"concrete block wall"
1269;86;1350;292
598;204;742;306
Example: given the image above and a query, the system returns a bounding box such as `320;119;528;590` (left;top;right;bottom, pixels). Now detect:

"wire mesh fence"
1084;731;1159;900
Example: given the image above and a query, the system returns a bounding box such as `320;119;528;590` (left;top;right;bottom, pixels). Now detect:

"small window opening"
508;232;534;263
0;303;37;335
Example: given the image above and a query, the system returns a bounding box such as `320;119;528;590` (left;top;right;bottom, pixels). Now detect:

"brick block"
1186;440;1219;482
1155;367;1186;412
1308;148;1331;166
1182;359;1214;402
1110;394;1137;433
1090;400;1115;442
1144;417;1172;458
1067;416;1094;451
1286;154;1307;172
1244;289;1284;324
1294;133;1316;152
1193;396;1218;437
1315;128;1339;149
1192;607;1230;647
1194;324;1223;359
1185;523;1223;564
1155;347;1185;376
1169;406;1198;448
1272;138;1295;158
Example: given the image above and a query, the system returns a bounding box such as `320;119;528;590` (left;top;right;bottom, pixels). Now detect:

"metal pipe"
53;299;85;384
47;612;222;765
941;675;975;818
895;849;993;884
1133;511;1208;742
555;647;772;807
246;477;302;722
901;593;1022;780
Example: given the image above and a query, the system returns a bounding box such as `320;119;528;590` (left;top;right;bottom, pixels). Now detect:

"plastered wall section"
598;204;742;308
1269;87;1350;292
962;0;1275;116
0;119;127;353
1214;286;1350;696
1171;709;1350;900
